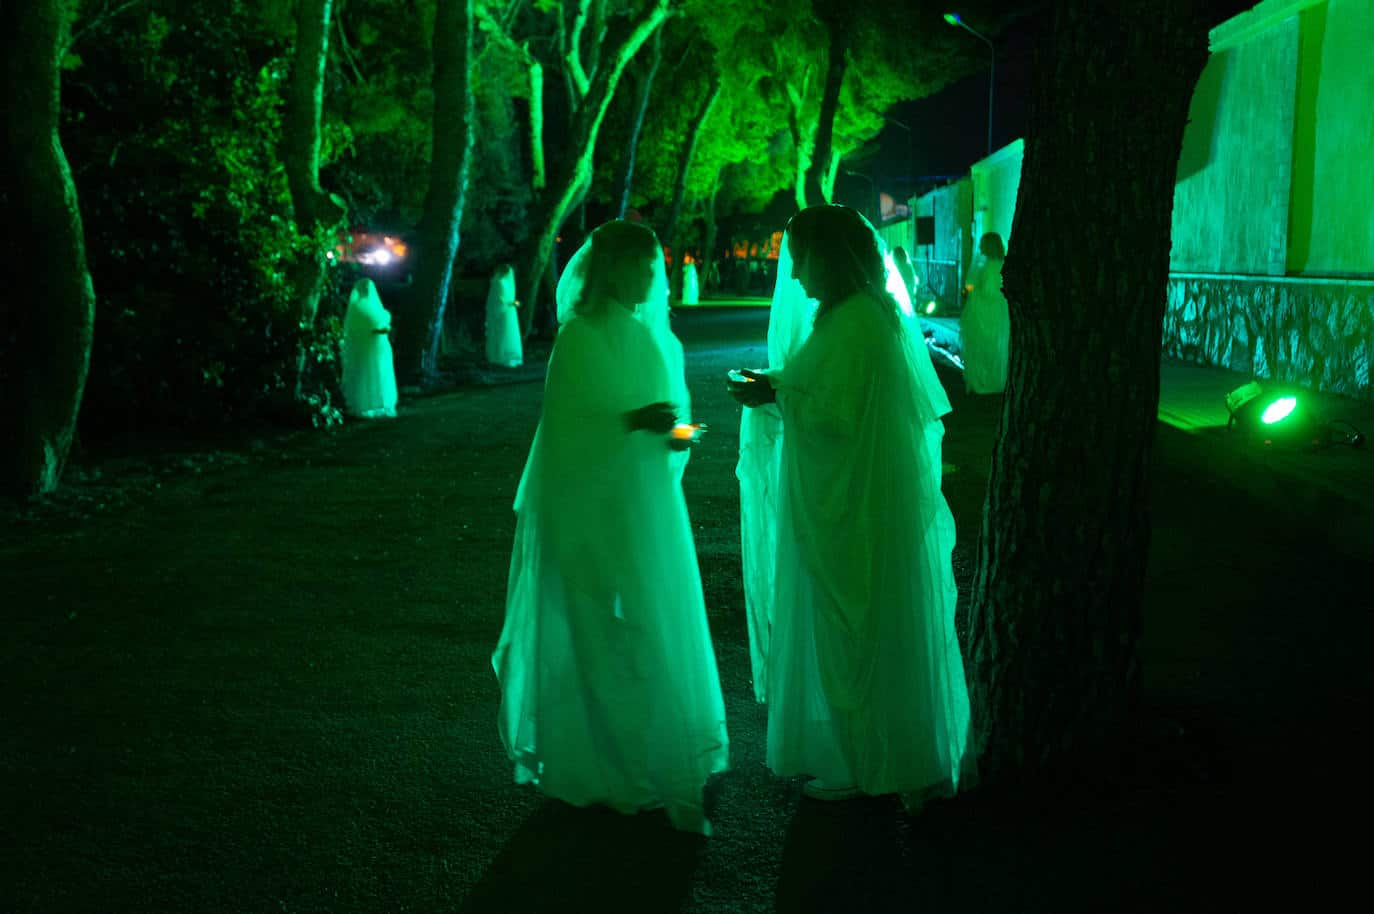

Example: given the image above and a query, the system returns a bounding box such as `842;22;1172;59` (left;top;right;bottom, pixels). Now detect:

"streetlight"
842;169;878;225
943;12;994;157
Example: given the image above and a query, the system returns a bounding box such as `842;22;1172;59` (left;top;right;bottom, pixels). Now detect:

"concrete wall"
1287;0;1374;275
969;139;1024;250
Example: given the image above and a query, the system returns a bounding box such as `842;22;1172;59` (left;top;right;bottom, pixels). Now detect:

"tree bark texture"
968;0;1208;786
662;73;721;300
803;8;849;207
283;0;344;396
615;26;662;219
1;0;97;498
516;0;670;335
397;0;475;381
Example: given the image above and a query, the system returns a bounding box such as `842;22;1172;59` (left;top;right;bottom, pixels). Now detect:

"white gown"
739;225;969;799
341;280;398;418
681;262;699;305
493;260;727;834
485;270;523;367
961;256;1009;394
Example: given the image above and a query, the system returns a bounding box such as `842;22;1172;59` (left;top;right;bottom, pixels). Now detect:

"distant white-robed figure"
681;259;700;305
492;219;728;835
729;204;970;809
485;263;523;367
341;277;398;418
961;232;1010;394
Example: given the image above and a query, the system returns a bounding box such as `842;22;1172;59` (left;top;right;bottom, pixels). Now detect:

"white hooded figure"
961;232;1010;394
492;220;728;835
728;204;970;809
485;263;523;367
341;277;398;418
681;259;700;305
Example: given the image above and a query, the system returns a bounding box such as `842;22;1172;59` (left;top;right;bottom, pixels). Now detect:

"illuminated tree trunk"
969;0;1208;786
282;0;344;397
803;7;850;207
516;0;671;335
1;0;96;498
615;26;662;219
662;73;720;300
396;0;475;382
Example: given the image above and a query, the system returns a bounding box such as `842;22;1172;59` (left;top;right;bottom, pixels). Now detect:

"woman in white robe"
341;277;398;418
681;259;700;305
493;220;728;834
729;204;970;808
961;232;1010;394
485;263;524;367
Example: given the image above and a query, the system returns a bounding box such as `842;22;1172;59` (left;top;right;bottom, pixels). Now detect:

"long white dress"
341;279;398;418
961;255;1009;394
681;262;700;305
485;270;523;367
493;256;727;834
739;227;970;800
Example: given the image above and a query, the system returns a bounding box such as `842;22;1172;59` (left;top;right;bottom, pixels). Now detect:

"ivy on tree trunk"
1;0;96;498
968;0;1209;787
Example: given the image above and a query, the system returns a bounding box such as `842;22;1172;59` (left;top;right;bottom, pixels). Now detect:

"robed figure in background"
493;220;728;835
485;263;523;367
341;277;398;418
729;205;970;809
961;231;1010;394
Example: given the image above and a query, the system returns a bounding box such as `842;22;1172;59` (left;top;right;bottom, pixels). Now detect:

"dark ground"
3;308;1371;913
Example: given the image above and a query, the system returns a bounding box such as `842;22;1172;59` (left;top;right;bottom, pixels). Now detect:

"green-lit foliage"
63;0;349;435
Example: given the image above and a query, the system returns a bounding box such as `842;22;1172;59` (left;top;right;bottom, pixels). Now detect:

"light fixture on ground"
1225;381;1321;449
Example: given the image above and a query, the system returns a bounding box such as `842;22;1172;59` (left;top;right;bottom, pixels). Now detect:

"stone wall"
1164;275;1374;401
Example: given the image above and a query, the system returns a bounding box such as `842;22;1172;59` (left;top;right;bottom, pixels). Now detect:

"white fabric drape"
493;227;727;834
341;278;398;418
961;255;1010;394
485;268;523;367
737;217;969;798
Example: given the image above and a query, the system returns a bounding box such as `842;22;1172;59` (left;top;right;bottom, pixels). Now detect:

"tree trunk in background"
968;0;1208;787
396;0;475;382
701;182;720;293
803;8;850;207
661;74;721;300
516;1;671;336
1;0;97;499
282;0;344;398
615;26;662;219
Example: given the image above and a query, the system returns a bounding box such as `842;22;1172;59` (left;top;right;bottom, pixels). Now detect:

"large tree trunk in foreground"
516;1;671;336
282;0;345;398
1;0;96;498
968;0;1208;786
396;0;475;382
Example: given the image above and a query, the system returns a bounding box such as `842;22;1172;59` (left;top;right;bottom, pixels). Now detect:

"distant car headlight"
359;248;394;266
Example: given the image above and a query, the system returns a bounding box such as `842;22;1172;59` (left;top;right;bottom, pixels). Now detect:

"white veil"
736;208;952;704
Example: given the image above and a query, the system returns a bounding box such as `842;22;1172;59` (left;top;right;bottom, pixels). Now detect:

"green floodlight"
925;300;937;315
943;12;962;25
1225;383;1319;449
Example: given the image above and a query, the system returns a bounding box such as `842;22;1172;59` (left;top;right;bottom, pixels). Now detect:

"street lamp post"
943;12;994;157
842;168;878;225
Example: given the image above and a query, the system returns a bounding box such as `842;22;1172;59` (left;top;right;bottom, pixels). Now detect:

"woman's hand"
625;401;678;434
726;369;776;407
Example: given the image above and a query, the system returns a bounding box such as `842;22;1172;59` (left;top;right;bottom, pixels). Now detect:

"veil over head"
738;204;953;705
555;220;688;423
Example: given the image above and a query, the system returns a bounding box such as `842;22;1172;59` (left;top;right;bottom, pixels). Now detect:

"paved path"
3;308;1370;912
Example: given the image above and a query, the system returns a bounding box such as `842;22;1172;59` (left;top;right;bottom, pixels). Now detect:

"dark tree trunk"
282;0;344;397
615;26;662;219
662;74;721;300
803;10;850;207
396;0;475;383
515;2;670;335
968;0;1209;786
1;0;96;498
701;182;720;292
